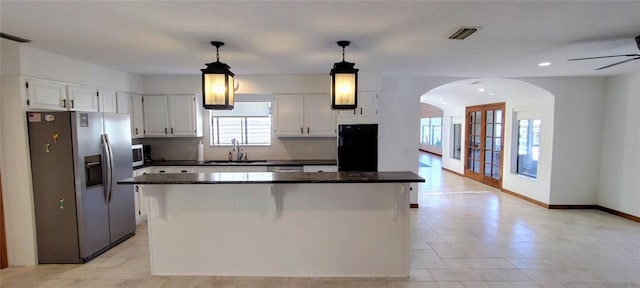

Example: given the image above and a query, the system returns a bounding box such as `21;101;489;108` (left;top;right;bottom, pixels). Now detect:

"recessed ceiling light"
538;62;551;67
439;98;444;101
478;88;486;92
488;92;494;96
442;102;448;105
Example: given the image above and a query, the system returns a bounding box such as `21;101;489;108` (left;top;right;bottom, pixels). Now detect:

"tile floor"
1;153;639;287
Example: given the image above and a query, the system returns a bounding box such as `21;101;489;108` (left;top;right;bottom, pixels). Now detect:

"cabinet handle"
164;128;168;134
135;128;138;135
300;127;303;134
307;127;310;134
62;99;67;108
171;127;174;134
181;170;188;173
353;109;356;115
70;99;75;109
360;107;363;114
159;170;166;173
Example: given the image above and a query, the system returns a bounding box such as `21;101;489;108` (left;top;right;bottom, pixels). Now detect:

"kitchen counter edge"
118;171;424;185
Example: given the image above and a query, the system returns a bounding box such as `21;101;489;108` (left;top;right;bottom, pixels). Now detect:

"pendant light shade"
202;41;235;110
330;41;358;110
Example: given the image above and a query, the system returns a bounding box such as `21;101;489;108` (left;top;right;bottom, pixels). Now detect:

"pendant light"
201;41;235;110
330;41;358;110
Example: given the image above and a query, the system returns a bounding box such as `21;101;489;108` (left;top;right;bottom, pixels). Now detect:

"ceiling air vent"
0;32;31;43
448;27;478;40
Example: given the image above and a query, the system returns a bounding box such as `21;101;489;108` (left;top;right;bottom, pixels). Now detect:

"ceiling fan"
568;35;640;70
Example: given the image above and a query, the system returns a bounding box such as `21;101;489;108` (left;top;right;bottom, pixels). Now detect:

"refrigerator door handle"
101;134;114;204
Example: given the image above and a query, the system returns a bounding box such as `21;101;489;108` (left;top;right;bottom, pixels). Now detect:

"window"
517;119;541;178
210;102;271;146
420;117;442;146
452;123;462;159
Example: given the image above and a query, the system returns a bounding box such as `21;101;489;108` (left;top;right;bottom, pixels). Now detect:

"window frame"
210;115;272;147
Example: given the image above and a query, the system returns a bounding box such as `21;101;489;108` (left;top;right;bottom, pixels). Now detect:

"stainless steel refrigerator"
27;111;135;263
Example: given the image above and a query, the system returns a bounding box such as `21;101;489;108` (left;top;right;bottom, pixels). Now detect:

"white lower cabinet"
197;166;268;173
302;165;338;172
133;168;149;225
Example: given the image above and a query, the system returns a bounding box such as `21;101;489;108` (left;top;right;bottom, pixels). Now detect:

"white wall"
383;76;605;207
0;39;144;266
524;77;605;205
598;72;640;217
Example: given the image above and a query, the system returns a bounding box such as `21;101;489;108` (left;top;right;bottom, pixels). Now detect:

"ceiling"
1;1;640;78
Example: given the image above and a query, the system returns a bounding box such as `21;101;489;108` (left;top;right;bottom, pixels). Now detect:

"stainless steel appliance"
27;111;136;263
337;124;378;172
132;144;143;167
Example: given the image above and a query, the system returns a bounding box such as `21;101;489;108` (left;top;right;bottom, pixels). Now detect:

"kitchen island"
118;171;424;277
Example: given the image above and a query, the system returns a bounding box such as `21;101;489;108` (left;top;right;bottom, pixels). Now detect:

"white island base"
142;183;410;277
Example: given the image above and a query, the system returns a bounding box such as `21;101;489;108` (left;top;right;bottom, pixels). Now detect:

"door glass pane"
492;165;500;179
495;124;502;138
474;136;481;147
494;138;502;150
486;110;494;124
486;124;493;136
473;148;481;161
485;151;493;164
495;110;503;123
475;111;481;122
485;137;493;150
474;124;481;135
473;161;480;172
493;151;501;163
484;164;492;176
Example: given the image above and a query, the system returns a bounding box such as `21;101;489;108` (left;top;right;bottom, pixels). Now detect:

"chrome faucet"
230;138;247;161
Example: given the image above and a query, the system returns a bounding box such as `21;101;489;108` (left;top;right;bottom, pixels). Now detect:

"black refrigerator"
337;124;378;171
27;111;135;263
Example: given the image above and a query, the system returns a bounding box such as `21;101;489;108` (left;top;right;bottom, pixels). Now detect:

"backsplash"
141;137;337;161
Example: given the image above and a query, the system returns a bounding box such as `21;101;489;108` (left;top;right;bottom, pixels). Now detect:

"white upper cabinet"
117;92;144;138
116;92;132;114
168;95;199;136
131;94;145;138
26;78;99;112
67;84;98;112
304;95;337;136
143;95;203;137
273;94;336;137
26;79;67;111
273;95;304;136
143;96;169;136
98;89;117;113
337;91;378;124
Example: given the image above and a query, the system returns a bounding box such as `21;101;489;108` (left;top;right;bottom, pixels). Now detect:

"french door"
464;103;505;189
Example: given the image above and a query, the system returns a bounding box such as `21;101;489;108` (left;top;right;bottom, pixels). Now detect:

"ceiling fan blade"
568;54;640;61
595;56;640;70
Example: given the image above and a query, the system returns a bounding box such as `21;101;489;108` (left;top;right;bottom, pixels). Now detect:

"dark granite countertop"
134;159;336;170
118;171;424;184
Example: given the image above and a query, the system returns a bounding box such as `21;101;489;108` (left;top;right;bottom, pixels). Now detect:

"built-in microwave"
132;144;144;167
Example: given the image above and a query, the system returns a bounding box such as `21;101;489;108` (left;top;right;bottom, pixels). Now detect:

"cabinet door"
304;95;336;136
148;166;173;173
143;96;169;136
273;95;304;136
168;95;197;136
116;92;132;114
303;165;338;172
131;94;145;138
359;92;378;118
337;91;378;124
67;85;98;112
26;79;67;111
98;89;117;113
